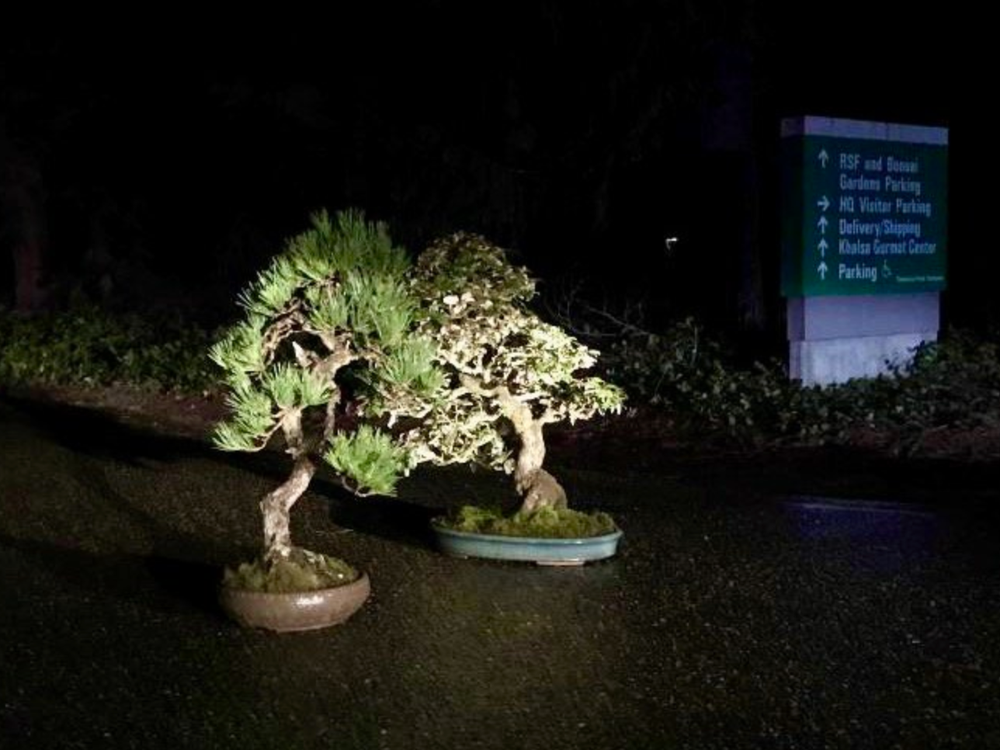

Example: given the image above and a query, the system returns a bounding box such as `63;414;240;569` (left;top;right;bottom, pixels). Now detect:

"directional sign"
781;117;948;297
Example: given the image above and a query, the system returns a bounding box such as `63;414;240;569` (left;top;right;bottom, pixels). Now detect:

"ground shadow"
0;532;229;621
324;491;440;551
316;463;522;551
2;396;215;464
1;394;295;484
145;555;227;616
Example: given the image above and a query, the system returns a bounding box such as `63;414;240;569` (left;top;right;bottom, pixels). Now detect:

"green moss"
222;549;359;593
437;505;618;539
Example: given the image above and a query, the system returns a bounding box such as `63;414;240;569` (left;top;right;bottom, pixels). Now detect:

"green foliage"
438;505;618;538
414;232;536;314
305;286;350;333
236;209;409;320
342;273;412;348
223;551;359;593
605;318;1000;451
239;256;301;317
261;363;331;410
211;208;437;465
612;327;790;441
0;305;216;392
209;318;267;383
406;233;626;476
299;208;409;279
213;385;276;451
376;337;444;395
324;425;411;496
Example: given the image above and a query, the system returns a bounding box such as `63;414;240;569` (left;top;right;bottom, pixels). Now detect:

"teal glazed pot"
433;525;623;566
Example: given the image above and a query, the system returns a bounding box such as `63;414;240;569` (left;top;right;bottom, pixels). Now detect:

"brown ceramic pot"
220;572;370;632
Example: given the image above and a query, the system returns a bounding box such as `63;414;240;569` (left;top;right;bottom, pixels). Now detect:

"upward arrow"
818;238;828;257
817;195;830;211
818;149;830;168
817;261;828;280
818;215;829;234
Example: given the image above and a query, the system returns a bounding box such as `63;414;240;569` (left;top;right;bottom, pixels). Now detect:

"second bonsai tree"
405;232;626;539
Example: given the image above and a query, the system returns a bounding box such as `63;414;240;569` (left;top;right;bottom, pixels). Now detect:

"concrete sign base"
790;331;936;387
787;293;939;386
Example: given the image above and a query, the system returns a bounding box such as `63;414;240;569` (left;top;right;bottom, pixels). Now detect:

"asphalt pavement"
2;399;999;749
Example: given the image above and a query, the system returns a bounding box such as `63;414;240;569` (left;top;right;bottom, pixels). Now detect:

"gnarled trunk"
260;408;315;562
261;455;316;561
508;402;567;514
457;373;569;514
517;465;568;514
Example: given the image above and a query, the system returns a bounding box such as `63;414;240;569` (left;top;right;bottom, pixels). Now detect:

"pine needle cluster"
209;209;439;494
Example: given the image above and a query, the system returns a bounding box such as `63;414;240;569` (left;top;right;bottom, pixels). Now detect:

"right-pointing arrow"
817;195;830;211
817;261;828;280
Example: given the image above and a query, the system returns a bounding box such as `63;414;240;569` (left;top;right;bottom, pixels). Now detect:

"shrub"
0;305;217;392
603;318;1000;451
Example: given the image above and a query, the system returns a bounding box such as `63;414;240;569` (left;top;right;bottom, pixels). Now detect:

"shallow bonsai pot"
432;525;623;566
220;572;370;632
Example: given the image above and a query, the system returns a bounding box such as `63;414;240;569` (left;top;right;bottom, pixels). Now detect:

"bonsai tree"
404;232;625;531
210;209;440;591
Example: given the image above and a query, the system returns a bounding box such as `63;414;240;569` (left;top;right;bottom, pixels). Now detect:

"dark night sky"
1;3;987;332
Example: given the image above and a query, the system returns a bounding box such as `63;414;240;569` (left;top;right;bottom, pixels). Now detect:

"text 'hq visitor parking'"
782;118;948;297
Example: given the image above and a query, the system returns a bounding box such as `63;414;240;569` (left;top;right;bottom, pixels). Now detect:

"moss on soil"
436;505;618;539
222;548;359;593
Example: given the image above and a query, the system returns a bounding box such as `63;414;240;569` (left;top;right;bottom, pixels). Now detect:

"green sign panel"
781;117;948;296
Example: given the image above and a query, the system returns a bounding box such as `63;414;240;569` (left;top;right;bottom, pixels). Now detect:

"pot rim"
432;523;623;546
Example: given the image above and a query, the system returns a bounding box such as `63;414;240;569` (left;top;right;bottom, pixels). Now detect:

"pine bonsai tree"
210;209;440;590
405;233;625;532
